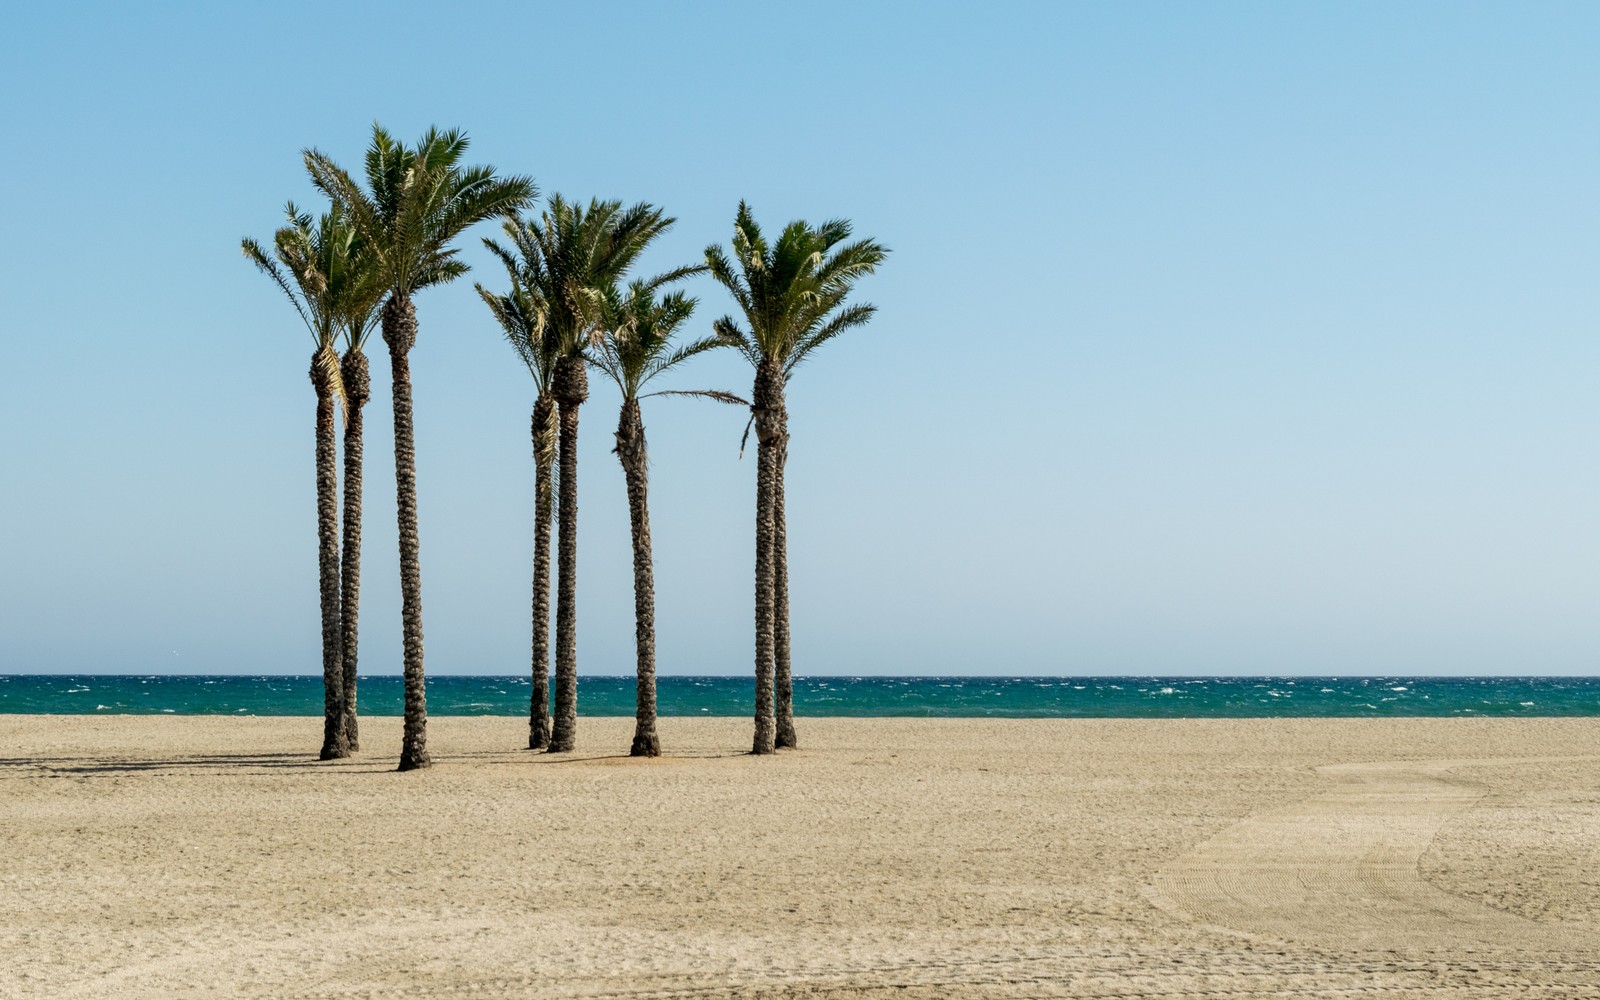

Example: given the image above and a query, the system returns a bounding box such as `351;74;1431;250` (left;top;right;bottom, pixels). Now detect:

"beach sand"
2;715;1598;998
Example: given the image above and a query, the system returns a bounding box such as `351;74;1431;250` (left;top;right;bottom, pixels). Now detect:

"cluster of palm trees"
244;124;886;770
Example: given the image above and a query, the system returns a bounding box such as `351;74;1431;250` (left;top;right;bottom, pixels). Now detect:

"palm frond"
636;261;709;295
641;333;731;384
702;243;753;318
303;149;386;280
433;168;537;246
641;389;748;405
481;231;523;284
712;315;759;367
817;237;890;293
785;302;876;375
241;237;314;336
412;258;470;291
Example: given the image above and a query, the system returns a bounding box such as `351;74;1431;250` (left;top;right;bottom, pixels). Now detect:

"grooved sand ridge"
1150;757;1600;954
2;716;1597;998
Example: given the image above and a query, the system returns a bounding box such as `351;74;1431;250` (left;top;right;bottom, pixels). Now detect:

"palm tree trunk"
773;422;796;749
528;396;556;749
338;348;369;752
548;357;588;753
750;360;783;754
384;294;430;771
616;399;660;757
312;356;349;761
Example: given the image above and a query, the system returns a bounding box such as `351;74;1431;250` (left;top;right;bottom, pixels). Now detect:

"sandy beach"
3;715;1598;998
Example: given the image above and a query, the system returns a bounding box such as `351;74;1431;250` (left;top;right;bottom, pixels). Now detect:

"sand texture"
3;715;1599;998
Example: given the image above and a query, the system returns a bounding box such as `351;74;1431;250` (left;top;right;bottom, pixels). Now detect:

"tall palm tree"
333;273;384;752
475;230;561;749
306;125;535;770
590;279;739;755
243;203;382;760
705;203;888;753
491;197;688;753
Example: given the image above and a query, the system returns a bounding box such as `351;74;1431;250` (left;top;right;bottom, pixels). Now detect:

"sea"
2;675;1599;717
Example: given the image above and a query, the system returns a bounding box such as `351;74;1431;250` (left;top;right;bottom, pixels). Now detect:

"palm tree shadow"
464;748;752;766
0;752;393;775
2;747;761;776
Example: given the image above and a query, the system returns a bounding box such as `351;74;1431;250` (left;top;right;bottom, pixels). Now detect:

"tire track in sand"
1149;756;1600;954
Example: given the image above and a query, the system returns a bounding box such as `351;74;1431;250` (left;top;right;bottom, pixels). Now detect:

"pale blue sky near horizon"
0;1;1594;677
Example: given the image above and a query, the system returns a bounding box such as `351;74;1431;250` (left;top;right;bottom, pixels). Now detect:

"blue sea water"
1;675;1598;717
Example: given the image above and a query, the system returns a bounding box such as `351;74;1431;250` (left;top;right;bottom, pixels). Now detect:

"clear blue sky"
0;1;1594;676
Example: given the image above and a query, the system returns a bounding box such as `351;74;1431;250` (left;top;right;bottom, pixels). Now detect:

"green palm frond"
702;244;752;317
711;316;760;368
585;343;623;387
817;238;887;293
303;152;385;267
480;234;525;290
241;237;314;335
636;262;710;297
412;257;470;292
785;302;877;375
433;165;536;246
642;332;730;385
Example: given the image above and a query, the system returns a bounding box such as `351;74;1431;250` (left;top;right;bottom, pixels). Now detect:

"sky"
0;1;1595;677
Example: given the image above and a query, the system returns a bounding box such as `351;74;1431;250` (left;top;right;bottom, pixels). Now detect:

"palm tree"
705;203;888;753
490;197;688;753
243;203;382;760
305;125;535;770
590;279;739;755
334;275;384;752
475;229;561;749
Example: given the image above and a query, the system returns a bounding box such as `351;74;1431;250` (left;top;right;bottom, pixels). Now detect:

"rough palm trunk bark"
548;357;587;753
528;396;557;749
338;348;369;752
313;356;350;761
384;294;430;771
773;419;796;749
616;399;660;757
750;360;784;754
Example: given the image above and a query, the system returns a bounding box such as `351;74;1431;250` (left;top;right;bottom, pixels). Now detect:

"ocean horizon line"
3;674;1599;718
5;671;1599;679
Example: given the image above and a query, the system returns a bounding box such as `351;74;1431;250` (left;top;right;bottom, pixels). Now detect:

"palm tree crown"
590;281;738;404
487;196;694;361
304;124;536;299
703;201;889;375
242;203;383;402
476;243;560;397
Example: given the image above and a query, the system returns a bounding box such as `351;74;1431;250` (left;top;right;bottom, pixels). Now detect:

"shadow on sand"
0;746;753;776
